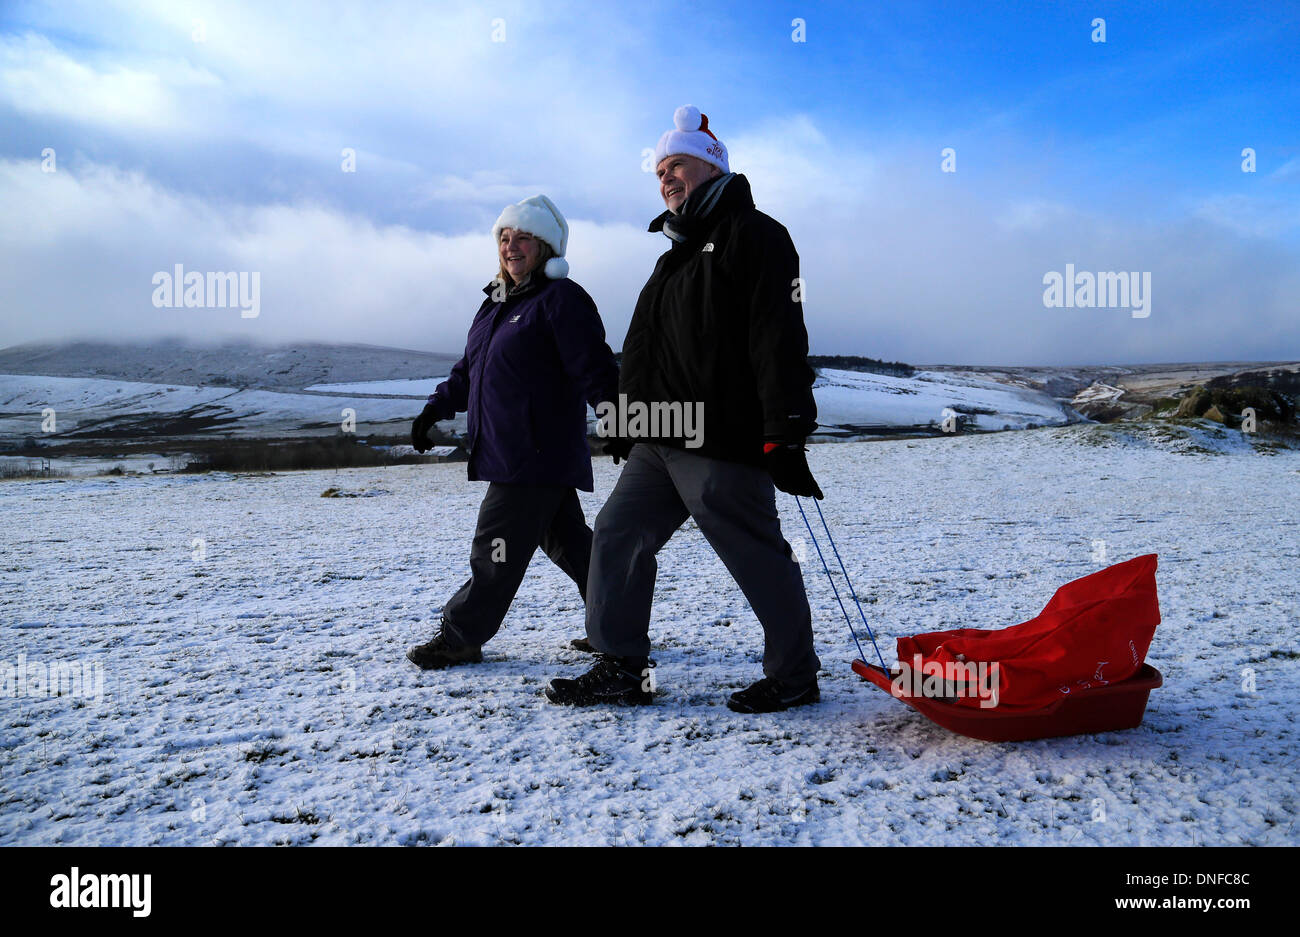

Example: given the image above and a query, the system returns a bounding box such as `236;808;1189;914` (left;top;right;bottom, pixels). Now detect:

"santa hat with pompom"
492;194;570;279
653;105;729;174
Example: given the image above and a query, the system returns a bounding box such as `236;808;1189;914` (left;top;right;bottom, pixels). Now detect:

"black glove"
603;437;634;465
764;442;823;499
411;403;441;453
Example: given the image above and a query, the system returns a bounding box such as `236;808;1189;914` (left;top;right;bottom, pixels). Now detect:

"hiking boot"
406;630;483;670
727;675;820;713
546;655;653;706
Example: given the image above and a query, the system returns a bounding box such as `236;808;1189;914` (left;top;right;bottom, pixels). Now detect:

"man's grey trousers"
442;483;591;648
585;443;821;684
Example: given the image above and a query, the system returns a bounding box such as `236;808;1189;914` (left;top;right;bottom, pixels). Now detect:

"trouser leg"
585;445;690;659
538;487;593;601
441;482;567;647
664;448;821;684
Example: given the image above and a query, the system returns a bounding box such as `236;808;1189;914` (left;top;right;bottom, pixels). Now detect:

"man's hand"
603;437;634;465
411;403;441;453
763;442;823;499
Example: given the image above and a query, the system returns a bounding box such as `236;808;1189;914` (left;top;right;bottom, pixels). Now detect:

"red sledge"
851;659;1163;742
850;554;1164;742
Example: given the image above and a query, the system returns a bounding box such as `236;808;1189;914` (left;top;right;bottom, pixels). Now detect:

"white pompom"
673;105;701;132
544;256;569;279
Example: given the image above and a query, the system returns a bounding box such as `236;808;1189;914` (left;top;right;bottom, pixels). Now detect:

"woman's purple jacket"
428;274;619;492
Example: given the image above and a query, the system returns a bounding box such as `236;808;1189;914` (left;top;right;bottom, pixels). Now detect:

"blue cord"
795;497;868;664
795;496;889;671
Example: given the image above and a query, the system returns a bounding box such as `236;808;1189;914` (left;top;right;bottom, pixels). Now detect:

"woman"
407;194;619;669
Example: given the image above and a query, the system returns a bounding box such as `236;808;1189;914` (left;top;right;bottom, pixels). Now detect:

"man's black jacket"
619;173;818;467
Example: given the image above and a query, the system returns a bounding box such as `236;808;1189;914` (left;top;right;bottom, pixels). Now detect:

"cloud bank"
3;1;1297;365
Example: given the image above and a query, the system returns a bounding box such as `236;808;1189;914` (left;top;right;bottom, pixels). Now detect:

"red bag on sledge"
895;554;1160;712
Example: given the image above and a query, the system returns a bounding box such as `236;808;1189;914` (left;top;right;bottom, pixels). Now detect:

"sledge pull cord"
794;496;889;672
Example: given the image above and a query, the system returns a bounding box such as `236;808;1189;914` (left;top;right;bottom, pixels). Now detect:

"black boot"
546;655;653;706
406;629;483;670
727;675;820;713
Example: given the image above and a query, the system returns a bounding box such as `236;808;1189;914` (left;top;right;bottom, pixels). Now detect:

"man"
546;105;824;713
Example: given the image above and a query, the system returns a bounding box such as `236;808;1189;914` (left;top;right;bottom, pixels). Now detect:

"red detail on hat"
698;113;718;141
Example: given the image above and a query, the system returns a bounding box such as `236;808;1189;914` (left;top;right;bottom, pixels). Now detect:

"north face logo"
701;243;714;252
509;314;521;323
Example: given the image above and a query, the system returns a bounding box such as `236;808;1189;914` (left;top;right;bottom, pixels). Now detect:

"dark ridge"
806;355;915;377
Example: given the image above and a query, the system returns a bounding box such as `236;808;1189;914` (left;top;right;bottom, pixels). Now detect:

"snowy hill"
812;368;1076;436
0;374;444;445
5;340;1296;457
0;366;1078;452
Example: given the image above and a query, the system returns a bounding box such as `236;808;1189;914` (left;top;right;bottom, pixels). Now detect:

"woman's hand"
411;403;442;453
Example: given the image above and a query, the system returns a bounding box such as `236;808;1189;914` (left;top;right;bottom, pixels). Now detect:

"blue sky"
2;0;1297;365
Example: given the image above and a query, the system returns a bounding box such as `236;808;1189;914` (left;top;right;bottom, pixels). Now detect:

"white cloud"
0;31;218;132
0;1;658;201
7;152;1298;367
0;158;661;352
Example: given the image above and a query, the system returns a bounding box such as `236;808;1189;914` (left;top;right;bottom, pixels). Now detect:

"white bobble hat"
653;105;729;174
492;194;570;279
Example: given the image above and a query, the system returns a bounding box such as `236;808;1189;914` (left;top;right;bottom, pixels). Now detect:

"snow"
304;378;446;396
813;368;1073;434
1;453;177;477
0;373;453;440
1071;382;1126;408
1;425;1297;845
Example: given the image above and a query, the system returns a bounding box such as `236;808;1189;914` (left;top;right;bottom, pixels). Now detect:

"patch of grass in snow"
270;807;321;825
156;768;207;787
0;463;72;480
243;742;291;763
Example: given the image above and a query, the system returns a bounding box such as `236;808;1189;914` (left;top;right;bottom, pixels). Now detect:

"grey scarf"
659;172;736;244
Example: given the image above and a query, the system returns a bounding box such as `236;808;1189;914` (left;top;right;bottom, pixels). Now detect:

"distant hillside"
0;339;460;391
3;341;1295;457
807;355;914;377
0;364;1080;455
921;361;1300;402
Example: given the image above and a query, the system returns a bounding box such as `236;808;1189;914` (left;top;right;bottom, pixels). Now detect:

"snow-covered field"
1;424;1297;845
